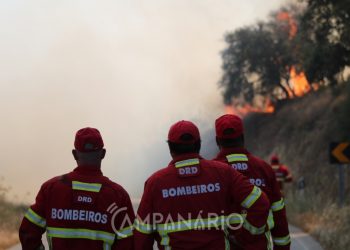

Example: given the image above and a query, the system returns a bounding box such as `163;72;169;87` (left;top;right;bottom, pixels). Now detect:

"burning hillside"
224;11;319;117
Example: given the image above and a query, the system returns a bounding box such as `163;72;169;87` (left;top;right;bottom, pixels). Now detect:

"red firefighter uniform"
270;156;293;191
134;153;270;250
19;166;135;250
214;149;291;249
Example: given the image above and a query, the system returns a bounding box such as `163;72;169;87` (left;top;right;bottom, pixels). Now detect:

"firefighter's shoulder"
249;154;275;175
280;164;290;171
209;158;241;174
99;176;132;201
38;175;64;192
209;158;232;168
142;166;171;188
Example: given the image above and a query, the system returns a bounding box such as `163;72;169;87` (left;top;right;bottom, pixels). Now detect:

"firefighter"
134;120;270;250
19;127;134;250
270;155;293;192
213;114;291;249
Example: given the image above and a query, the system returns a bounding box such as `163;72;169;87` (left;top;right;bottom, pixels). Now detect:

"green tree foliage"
220;6;301;105
298;0;350;85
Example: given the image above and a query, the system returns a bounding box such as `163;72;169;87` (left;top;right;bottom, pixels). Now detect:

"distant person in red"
213;114;291;249
270;155;293;192
19;127;135;250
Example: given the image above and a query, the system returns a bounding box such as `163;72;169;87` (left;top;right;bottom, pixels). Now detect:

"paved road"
9;225;323;250
289;225;323;250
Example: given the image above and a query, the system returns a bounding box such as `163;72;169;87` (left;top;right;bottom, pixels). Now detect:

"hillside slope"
243;83;350;250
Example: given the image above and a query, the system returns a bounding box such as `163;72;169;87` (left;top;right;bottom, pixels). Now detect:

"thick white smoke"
0;0;288;202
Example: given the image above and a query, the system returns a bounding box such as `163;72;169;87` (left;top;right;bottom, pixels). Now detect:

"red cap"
74;127;104;152
168;120;200;144
215;114;244;139
270;155;279;164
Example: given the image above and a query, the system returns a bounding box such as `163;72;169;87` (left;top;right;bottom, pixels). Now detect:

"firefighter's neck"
73;149;105;168
170;151;178;158
170;151;199;160
77;159;102;168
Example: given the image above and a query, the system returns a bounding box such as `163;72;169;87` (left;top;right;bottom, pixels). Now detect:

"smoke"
0;0;288;202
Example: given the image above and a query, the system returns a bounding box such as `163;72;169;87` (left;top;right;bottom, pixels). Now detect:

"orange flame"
277;11;297;39
277;12;314;98
225;98;275;117
265;98;275;113
290;66;311;96
224;12;318;117
225;105;235;115
311;83;320;91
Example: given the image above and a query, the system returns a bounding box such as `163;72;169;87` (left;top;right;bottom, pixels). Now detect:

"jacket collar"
215;147;250;160
169;153;202;166
73;165;103;176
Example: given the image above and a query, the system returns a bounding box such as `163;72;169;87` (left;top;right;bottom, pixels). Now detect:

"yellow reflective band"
72;181;102;192
243;220;266;235
157;227;171;249
156;215;240;249
265;231;273;250
47;235;53;249
156;215;241;234
226;154;248;163
241;186;262;208
116;226;133;239
271;198;285;212
227;213;245;225
224;228;230;250
175;158;200;168
272;165;279;170
134;218;155;234
24;208;46;228
103;242;111;250
159;232;170;246
157;216;225;233
267;210;275;230
135;215;243;248
273;235;291;246
47;227;115;244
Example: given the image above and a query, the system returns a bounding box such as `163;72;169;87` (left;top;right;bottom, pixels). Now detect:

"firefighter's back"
135;120;270;250
41;170;133;250
20;169;134;250
148;158;235;250
19;127;134;250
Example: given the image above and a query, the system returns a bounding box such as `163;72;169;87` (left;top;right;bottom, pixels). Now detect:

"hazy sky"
0;0;288;203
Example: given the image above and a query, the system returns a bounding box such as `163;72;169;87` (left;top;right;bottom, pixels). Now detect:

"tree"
220;8;300;105
298;0;350;85
220;1;350;106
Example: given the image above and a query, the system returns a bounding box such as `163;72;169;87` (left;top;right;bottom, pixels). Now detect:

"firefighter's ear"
215;137;220;147
72;149;78;161
101;149;106;159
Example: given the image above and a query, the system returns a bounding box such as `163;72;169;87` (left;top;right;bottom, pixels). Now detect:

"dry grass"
312;205;350;250
0;230;19;250
0;184;27;250
287;192;350;250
